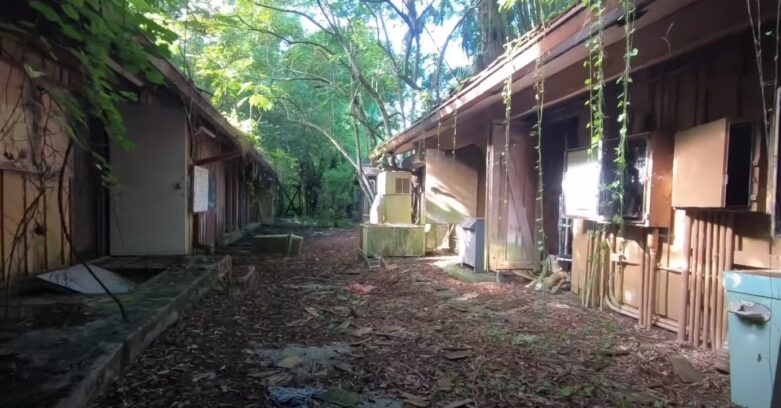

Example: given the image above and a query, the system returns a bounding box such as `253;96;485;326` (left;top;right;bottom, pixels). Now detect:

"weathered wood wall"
563;29;780;349
0;38;74;289
192;132;227;248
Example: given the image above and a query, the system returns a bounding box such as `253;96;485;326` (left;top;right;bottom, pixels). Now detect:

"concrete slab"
253;234;303;256
0;255;231;408
37;264;137;294
433;259;496;283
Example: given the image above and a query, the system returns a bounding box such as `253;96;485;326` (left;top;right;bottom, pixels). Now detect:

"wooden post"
692;214;705;347
703;214;713;348
678;213;692;342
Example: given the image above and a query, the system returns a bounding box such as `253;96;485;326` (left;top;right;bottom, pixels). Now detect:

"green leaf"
61;24;84;41
23;64;45;79
61;4;80;20
248;94;273;110
29;1;62;23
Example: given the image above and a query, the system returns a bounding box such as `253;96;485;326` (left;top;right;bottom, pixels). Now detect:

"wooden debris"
443;350;473;360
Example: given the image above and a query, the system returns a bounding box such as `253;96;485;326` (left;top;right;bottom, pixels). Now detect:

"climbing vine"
583;0;606;157
611;0;637;231
531;47;547;258
580;0;608;308
436;119;442;153
11;1;176;177
0;0;177;319
452;106;458;169
501;74;512;231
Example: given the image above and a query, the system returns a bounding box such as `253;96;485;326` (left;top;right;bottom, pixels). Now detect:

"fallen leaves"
669;355;703;384
443;350;473;361
275;355;304;369
443;399;472;408
192;371;216;382
304;306;321;318
351;326;373;337
345;283;377;295
93;228;732;408
399;391;430;407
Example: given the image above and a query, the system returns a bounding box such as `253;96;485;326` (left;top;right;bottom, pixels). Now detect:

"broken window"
600;135;649;220
725;122;753;207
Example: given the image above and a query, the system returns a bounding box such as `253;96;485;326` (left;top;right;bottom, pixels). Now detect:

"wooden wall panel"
671;119;729;207
0;47;73;289
192;133;227;247
486;123;538;270
425;148;479;225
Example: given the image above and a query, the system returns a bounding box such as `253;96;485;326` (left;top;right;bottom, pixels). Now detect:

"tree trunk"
475;0;511;71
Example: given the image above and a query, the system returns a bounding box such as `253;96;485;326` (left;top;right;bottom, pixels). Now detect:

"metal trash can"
724;270;781;408
458;218;485;273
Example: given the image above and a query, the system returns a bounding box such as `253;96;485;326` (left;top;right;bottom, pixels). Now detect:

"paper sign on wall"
193;166;209;213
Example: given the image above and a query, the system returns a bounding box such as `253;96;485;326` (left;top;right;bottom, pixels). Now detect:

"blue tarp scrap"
268;387;326;408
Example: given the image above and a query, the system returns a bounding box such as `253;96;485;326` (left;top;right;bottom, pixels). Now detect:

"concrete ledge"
435;259;496;284
223;222;263;246
0;255;231;408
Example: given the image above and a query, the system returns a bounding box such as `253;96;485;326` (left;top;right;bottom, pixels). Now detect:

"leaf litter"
93;228;731;408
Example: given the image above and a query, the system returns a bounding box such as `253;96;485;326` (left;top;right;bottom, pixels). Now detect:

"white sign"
193;166;209;213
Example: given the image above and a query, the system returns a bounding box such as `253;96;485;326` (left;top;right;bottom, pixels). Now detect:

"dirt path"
94;228;731;407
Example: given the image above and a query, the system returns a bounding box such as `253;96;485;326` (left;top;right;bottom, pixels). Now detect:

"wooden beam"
194;151;242;166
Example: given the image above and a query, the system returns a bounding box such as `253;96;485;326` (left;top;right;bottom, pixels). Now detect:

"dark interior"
725;122;753;207
599;136;647;220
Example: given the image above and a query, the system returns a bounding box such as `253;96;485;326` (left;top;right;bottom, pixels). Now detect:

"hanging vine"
436;119;442;153
611;0;637;233
501;74;513;232
452;106;459;169
581;0;608;308
532;39;547;259
0;1;176;320
583;0;606;156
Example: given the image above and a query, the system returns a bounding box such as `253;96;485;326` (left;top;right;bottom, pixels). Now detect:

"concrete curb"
51;256;231;408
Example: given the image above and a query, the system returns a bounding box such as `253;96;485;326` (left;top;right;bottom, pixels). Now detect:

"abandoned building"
369;0;781;354
0;34;276;290
0;14;277;406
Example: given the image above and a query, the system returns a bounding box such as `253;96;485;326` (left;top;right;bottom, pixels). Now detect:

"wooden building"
0;33;275;293
371;0;780;350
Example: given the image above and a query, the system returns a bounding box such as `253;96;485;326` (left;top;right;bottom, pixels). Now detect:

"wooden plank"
424;149;479;225
672;119;728;207
3;172;25;280
647;132;674;227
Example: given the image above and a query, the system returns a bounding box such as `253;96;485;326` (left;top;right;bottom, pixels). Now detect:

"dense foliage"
6;0;578;222
159;0;578;221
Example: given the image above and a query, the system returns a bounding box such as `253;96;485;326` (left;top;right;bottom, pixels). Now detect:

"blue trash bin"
724;270;781;408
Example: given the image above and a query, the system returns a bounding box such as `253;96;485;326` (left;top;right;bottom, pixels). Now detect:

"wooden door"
110;104;189;255
485;122;538;270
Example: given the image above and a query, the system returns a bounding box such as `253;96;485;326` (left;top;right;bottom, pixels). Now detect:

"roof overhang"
369;0;720;160
145;53;276;177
